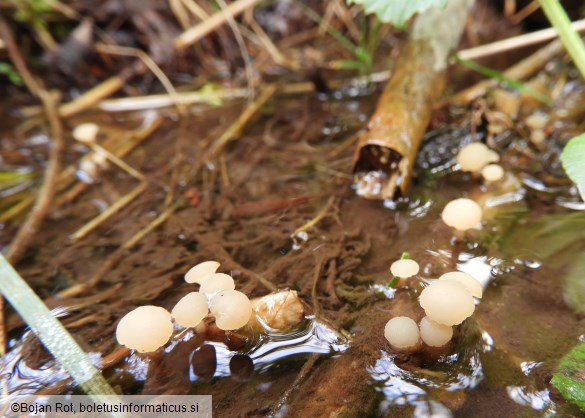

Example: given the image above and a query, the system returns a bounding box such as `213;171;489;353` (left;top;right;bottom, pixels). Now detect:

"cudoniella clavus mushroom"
419;280;475;326
116;306;173;353
441;198;483;232
384;316;420;350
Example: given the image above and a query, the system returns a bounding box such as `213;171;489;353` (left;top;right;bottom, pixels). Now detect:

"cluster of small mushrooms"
116;261;305;353
383;142;501;351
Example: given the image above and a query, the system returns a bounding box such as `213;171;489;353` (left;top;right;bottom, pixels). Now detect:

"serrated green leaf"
561;133;585;201
552;342;585;412
348;0;447;27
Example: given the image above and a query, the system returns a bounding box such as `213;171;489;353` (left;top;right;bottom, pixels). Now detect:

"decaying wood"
352;0;474;199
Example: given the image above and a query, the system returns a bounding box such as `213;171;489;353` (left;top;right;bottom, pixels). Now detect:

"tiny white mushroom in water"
390;259;420;278
438;271;483;298
185;261;221;284
456;142;500;173
384;316;420;350
72;123;99;144
116;306;173;353
210;290;253;330
441;198;483;232
171;292;209;328
481;164;504;182
419;280;475;326
200;273;236;297
419;316;453;347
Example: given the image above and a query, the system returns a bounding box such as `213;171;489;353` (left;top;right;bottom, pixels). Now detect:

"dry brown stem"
352;0;473;199
0;17;65;358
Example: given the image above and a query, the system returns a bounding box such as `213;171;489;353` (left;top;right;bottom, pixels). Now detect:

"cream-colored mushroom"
384;316;420;350
438;271;483;298
72;123;99;144
456;142;500;173
419;316;453;347
441;198;483;231
171;292;209;327
210;290;253;330
185;261;221;284
481;164;504;182
419;280;475;326
390;259;420;278
200;273;235;297
115;306;173;353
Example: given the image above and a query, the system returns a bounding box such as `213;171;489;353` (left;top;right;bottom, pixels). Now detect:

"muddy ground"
1;1;585;417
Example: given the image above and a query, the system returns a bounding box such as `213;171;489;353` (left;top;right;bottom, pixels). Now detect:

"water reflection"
370;348;483;415
188;318;348;382
506;386;555;414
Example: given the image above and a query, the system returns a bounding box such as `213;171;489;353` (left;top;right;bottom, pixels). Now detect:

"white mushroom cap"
210;290;253;330
115;306;173;353
384;316;420;349
481;164;504;182
441;198;483;231
72;123;99;144
419;316;453;347
419;280;475;326
200;273;235;297
390;259;420;278
457;142;500;172
185;261;220;284
525;112;548;129
439;271;483;298
171;292;209;327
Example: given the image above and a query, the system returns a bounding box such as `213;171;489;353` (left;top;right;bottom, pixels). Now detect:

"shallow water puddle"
1;85;584;417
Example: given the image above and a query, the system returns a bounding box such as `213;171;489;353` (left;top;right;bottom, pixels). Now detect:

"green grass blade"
538;0;585;80
454;55;552;104
560;133;585;201
0;254;117;397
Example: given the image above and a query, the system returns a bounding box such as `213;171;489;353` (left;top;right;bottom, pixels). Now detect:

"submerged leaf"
498;213;585;260
564;255;585;314
561;133;585;201
552;342;585;412
348;0;447;27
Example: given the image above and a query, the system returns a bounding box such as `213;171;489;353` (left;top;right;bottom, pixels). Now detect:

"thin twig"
86;143;146;180
292;196;336;238
216;0;255;97
450;38;566;104
0;14;64;371
209;83;277;156
174;0;262;49
458;18;585;61
70;182;148;242
95;43;187;115
268;353;319;417
58;63;142;118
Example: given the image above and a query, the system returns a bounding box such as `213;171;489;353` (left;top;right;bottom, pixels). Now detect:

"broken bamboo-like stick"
352;0;474;199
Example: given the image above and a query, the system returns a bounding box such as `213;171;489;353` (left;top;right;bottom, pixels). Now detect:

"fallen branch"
352;0;474;199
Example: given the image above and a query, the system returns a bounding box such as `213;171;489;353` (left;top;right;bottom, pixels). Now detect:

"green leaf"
552;342;585;411
561;133;585;201
348;0;447;27
0;254;117;398
0;170;32;189
563;255;585;314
